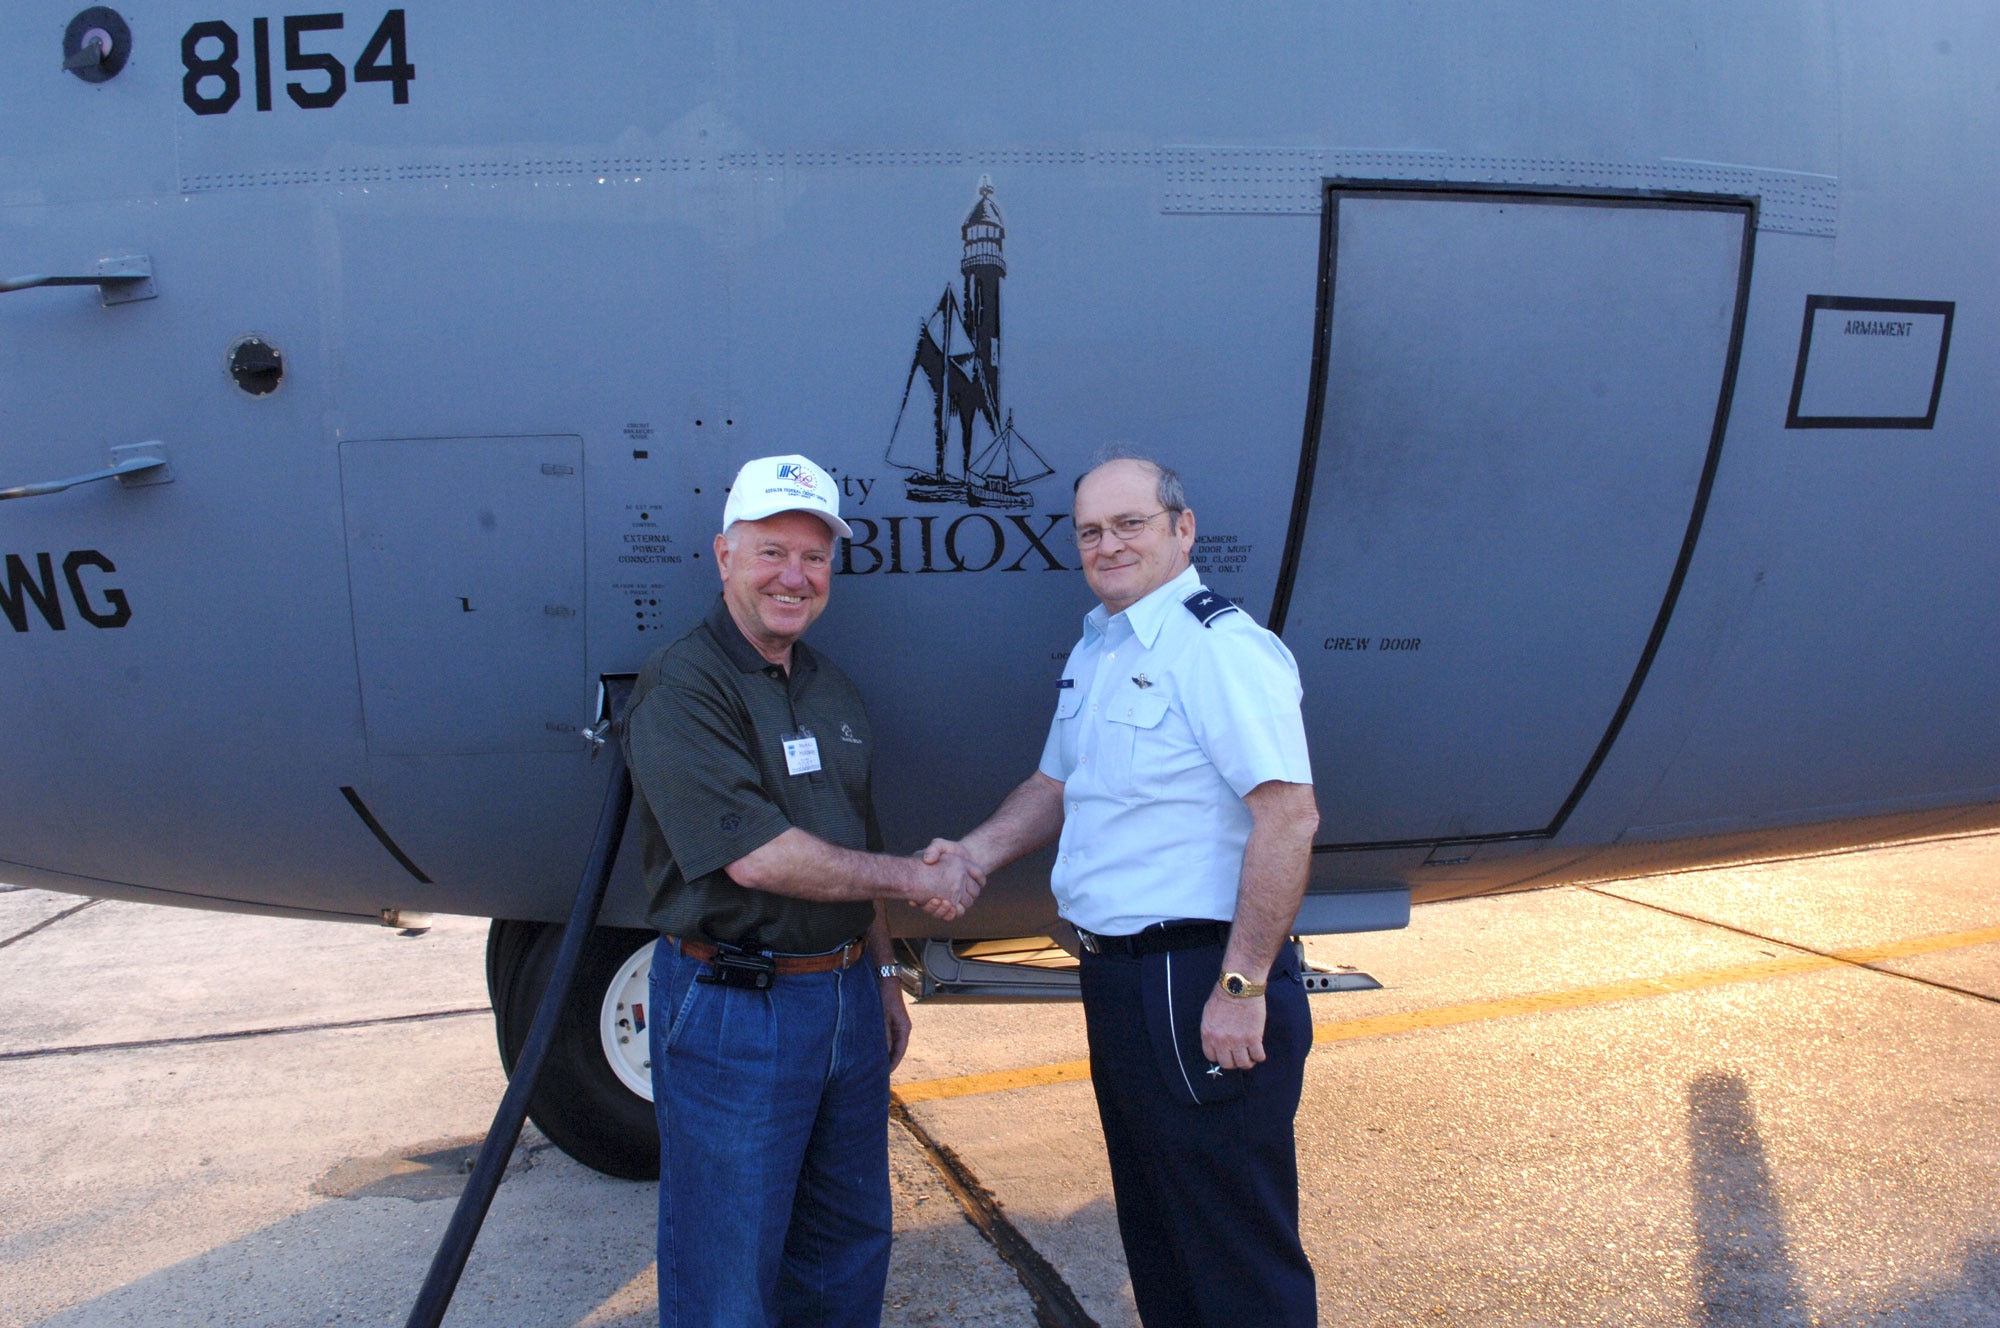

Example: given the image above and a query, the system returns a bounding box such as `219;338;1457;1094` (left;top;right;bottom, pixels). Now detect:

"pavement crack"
891;1098;1100;1328
0;1006;493;1062
0;898;100;952
1581;886;2000;1007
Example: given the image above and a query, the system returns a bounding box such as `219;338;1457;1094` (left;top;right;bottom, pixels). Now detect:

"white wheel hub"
599;939;657;1101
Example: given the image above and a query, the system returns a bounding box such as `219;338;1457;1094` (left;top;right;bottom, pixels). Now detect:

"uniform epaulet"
1182;588;1241;628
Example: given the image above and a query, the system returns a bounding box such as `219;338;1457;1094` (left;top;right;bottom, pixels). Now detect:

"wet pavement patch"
312;1133;542;1203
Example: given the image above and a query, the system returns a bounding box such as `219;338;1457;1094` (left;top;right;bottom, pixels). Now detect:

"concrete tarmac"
3;833;1997;1326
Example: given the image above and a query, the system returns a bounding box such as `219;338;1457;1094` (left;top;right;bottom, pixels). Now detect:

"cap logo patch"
775;462;816;489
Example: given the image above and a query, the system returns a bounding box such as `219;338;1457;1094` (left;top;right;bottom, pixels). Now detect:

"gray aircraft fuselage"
3;2;1995;941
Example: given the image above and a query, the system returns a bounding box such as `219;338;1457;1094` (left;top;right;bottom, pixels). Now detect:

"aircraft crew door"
1273;187;1752;848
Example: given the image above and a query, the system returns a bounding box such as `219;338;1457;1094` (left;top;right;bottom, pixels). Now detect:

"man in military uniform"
626;453;983;1328
927;452;1322;1327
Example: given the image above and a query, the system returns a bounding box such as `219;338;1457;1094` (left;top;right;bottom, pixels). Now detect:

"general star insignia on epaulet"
1182;588;1241;628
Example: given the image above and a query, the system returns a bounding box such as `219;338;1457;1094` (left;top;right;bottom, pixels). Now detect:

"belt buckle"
1078;928;1100;955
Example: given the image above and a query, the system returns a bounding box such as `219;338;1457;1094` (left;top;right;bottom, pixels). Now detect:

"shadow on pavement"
28;1142;657;1328
1869;1240;2000;1328
1688;1070;1810;1327
1688;1071;2000;1328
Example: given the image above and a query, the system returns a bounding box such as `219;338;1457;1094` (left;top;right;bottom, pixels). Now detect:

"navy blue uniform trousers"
1080;941;1318;1328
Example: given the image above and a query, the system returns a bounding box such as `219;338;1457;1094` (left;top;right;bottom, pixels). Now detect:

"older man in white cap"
624;454;983;1327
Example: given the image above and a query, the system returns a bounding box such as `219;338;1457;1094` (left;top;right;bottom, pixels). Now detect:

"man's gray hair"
1073;446;1188;514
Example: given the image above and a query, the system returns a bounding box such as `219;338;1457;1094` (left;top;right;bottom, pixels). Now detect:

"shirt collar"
1084;564;1203;650
704;595;816;678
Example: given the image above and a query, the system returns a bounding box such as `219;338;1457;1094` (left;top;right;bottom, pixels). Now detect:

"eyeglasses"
1073;509;1174;550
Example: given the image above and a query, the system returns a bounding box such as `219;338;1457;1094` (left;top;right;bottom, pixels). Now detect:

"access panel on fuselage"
340;437;588;756
1277;188;1750;847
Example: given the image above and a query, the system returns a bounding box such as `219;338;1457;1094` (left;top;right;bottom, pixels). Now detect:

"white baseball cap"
720;454;853;540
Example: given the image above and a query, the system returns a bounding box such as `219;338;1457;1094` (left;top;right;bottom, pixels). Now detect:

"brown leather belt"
672;935;867;975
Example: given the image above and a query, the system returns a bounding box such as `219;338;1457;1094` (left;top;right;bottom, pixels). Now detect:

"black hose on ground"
404;725;635;1328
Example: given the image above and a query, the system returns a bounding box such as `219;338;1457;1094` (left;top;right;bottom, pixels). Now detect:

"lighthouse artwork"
885;176;1054;508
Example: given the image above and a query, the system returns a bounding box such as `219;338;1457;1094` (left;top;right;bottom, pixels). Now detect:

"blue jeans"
649;938;893;1328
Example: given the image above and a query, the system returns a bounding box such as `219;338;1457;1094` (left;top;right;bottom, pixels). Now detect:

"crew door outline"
1267;181;1759;852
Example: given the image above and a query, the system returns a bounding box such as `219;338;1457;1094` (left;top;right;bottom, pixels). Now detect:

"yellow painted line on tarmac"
895;1057;1093;1105
1832;922;2000;965
1308;953;1834;1046
890;922;2000;1107
1313;922;2000;1046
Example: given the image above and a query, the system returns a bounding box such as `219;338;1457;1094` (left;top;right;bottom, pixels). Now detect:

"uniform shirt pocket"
1100;691;1171;798
1044;688;1085;777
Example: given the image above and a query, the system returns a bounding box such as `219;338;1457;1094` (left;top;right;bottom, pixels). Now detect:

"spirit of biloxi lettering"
835;512;1072;575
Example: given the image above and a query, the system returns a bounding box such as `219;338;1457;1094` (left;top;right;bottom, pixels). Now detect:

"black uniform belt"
1076;920;1229;957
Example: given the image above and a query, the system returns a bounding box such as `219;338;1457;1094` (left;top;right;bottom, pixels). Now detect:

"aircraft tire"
487;920;661;1182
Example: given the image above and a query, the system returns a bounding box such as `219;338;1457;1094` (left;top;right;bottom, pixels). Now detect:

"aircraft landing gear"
486;920;660;1181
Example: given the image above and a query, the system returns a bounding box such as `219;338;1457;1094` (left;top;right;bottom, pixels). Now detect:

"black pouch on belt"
695;936;777;990
1141;944;1244;1106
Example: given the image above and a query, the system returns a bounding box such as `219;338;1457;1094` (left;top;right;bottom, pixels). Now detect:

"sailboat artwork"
885;176;1055;509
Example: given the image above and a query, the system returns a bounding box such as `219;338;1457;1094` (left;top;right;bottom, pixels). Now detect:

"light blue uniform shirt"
1038;565;1314;935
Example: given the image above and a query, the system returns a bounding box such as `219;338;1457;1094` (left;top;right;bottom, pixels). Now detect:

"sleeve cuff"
669;804;795;885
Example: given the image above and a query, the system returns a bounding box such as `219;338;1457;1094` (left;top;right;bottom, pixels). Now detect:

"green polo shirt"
624;596;881;953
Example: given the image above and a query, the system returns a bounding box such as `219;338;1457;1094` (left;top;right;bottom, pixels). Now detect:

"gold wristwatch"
1218;971;1266;998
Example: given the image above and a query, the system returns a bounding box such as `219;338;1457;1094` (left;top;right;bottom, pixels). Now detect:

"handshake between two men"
715;823;987;922
910;837;985;921
635;451;1325;1328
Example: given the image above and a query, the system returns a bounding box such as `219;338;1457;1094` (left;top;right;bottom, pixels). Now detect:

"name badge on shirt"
782;734;822;777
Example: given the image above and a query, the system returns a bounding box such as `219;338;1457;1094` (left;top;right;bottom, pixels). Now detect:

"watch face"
1224;974;1246;995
